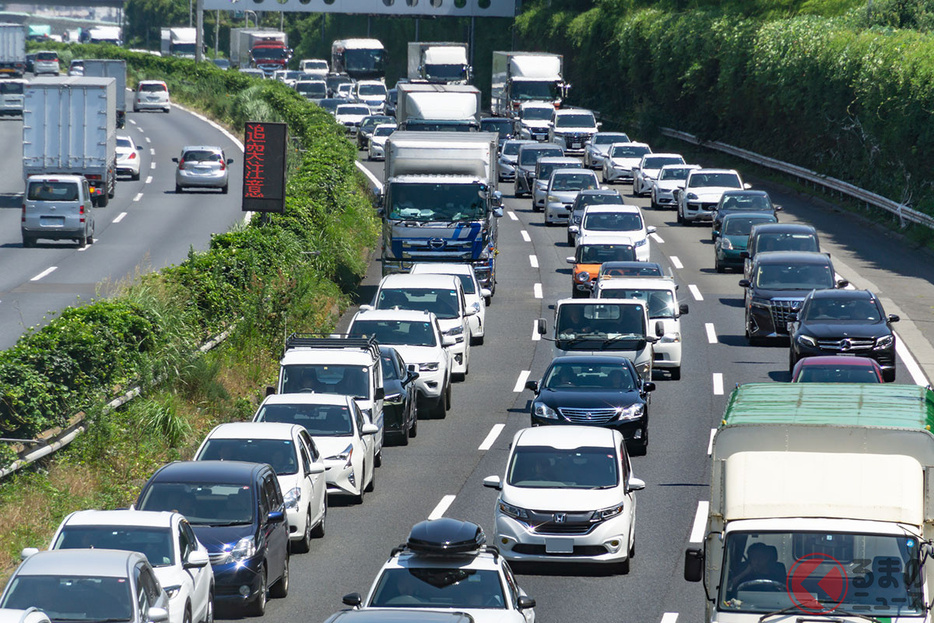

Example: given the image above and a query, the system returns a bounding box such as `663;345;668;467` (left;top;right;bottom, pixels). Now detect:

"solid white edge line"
520;230;531;242
895;334;930;386
690;501;709;543
145;175;153;184
133;193;143;202
707;428;716;456
713;373;724;395
533;283;543;299
478;424;506;451
532;319;541;341
529;255;539;268
507;210;518;221
513;370;531;393
355;161;383;192
428;495;456;520
688;284;704;301
671;256;683;269
113;212;127;223
705;323;717;344
30;266;57;281
660;613;679;623
650;232;665;244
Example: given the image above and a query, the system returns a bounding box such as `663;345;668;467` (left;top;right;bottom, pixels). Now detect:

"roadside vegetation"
0;44;378;575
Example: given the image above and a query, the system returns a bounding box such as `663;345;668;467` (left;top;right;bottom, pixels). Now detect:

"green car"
714;212;777;272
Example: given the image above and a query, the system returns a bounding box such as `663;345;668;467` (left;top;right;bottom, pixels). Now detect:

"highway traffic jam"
2;25;934;623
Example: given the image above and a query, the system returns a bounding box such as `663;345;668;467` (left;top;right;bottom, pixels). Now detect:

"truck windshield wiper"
758;601;881;623
602;334;642;347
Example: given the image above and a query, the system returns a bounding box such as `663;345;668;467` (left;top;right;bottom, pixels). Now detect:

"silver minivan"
22;175;95;247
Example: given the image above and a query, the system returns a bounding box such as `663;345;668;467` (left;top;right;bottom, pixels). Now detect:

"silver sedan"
173;146;233;194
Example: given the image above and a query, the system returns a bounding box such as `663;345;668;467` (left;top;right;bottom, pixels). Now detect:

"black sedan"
524;356;655;455
379;346;419;444
711;190;780;240
788;289;899;382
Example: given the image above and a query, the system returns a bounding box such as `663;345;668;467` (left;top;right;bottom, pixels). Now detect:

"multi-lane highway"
0;104;245;350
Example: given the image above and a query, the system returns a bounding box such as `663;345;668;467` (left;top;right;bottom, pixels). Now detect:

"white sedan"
367;124;396;161
602;142;651;184
632;153;685;197
116;134;143;180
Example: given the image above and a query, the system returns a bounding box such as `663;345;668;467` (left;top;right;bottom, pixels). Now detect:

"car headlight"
327;443;354;467
660;332;681;343
720;237;733;250
163;585;182;599
686;193;699;201
498;500;530;520
384;392;404;405
875;335;894;349
750;297;770;309
283;486;301;510
548;195;560;203
444;326;464;337
797;334;817;347
533;401;558;419
575;271;590;283
229;536;256;563
590;504;624;522
634;238;647;247
419;362;440;372
617;404;644;421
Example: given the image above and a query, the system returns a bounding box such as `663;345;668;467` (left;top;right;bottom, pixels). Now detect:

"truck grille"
769;298;803;334
558;407;618;423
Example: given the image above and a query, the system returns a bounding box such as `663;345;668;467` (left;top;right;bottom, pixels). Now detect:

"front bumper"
324;460;362;496
682;202;717;222
533;184;548;208
604;165;632;183
716;246;746;268
494;510;632;564
545;201;573;224
499;161;517;180
653;189;678;207
530;414;645;443
414;369;445;400
211;557;266;604
447;337;468;375
792;340;896;374
369;144;386;160
653;340;682;368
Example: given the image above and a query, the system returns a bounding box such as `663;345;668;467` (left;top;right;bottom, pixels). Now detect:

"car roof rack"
283;333;380;358
391;518;497;559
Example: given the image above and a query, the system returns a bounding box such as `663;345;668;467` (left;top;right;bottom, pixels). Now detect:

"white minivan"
21;175;95;248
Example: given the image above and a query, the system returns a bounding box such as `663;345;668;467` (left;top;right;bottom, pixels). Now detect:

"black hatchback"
711;190;780;240
524;356;655;455
379;345;419;443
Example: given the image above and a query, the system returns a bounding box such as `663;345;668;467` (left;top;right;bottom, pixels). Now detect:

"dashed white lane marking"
133;193;143;202
144;136;151;143
113;212;127;223
129;119;137;125
533;283;542;299
713;373;724;395
145;176;153;184
520;230;531;242
671;256;683;269
150;162;156;169
895;337;929;386
705;323;717;344
507;211;518;221
650;232;665;244
31;266;57;281
688;284;704;301
660;613;679;623
149;148;155;156
529;255;539;268
531;319;541;341
513;370;531;393
478;424;506;451
428;495;456;520
690;501;709;543
707;428;716;456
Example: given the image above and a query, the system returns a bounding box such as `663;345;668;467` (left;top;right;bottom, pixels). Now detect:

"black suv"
788;289;899;381
524;355;655;455
739;251;846;344
711;190;780;240
742;223;820;279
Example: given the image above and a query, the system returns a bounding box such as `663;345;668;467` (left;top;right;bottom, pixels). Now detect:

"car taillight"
178;159;186;170
219;160;226;171
21;204;25;223
86;174;101;180
128;152;137;160
79;205;85;215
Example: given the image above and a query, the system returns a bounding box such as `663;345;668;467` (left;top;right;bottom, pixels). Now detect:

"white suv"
349;309;454;419
601;142;651;184
549;108;600;155
632;153;685;197
676;168;749;224
409;263;490;344
483;426;644;572
569;204;655;261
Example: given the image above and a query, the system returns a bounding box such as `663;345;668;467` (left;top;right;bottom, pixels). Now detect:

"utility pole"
195;0;203;61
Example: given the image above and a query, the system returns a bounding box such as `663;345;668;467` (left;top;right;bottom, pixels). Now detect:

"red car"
790;355;885;383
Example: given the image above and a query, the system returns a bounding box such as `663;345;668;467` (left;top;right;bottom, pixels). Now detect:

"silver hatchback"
173;146;233;193
21;175;95;247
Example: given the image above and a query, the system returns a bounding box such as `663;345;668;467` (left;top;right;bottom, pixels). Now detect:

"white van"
21;175;95;248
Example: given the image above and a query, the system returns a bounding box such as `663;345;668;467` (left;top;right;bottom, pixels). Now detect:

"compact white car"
676;168;749;224
650;164;701;210
366;124;395;161
594;276;689;380
43;510;213;623
194;422;327;551
549;108;600;155
368;273;472;381
583;132;630;169
498;139;535;181
569;204;655;261
133;80;170;113
300;58;329;76
601;142;651;184
410;262;490;341
334;104;371;134
533;157;582;211
483;426;644;572
253;393;378;503
632;153;685;197
342;518;536;623
354;80;388;113
349;309;454;419
516;102;555;142
544;168;600;226
115;134;143;180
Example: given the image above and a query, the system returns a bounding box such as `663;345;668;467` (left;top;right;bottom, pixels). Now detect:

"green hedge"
516;2;934;214
0;46;378;441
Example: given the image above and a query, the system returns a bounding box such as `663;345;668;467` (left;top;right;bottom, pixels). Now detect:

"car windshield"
796;364;882;383
1;576;133;622
593;133;629;145
721;194;772;211
520;107;554;121
256;403;354;436
599;288;676;318
252;47;288;61
802;297;881;322
352;319;437;347
376;288;459;320
610;145;650;158
197;439;297;476
304;61;328;71
138;482;254;525
361;117;391;131
688;172;742;188
54;526;174;567
555;113;596;128
296;82;327;96
540;162;581;179
755;232;819;253
139;83;166;92
0;81;24;94
583;212;643;232
358;83;387;96
643;156;684;169
373;125;395;137
519;147;562;165
507;445;619;489
724;216;775;236
543;362;635;391
578;244;635;264
578;194;624;209
481;119;513;136
182;150;222;162
337;106;370;116
754;263;834;290
659;167;694;181
27;182;79;201
551;173;597;192
281;364;370;398
502;141;524;156
369;568;506;609
555;303;646;341
600;263;663;277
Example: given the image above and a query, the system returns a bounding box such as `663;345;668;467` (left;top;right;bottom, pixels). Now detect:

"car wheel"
631;435;648;457
669;367;681;381
292;508;312;553
445;380;453;410
269;554;288;598
311;497;326;538
133;106;139;113
22;235;34;248
203;590;214;623
87;231;94;245
409;412;418;438
883;368;896;382
616;557;631;575
176;184;183;194
471;334;484;346
715;258;724;273
79;232;88;247
567;232;574;245
431;395;447;419
245;567;266;616
375;448;382;468
365;464;375;492
355;466;366;503
221;184;229;194
131;171;140;181
98;192;109;207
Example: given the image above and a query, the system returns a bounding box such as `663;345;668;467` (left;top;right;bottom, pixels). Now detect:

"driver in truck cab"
728;542;787;594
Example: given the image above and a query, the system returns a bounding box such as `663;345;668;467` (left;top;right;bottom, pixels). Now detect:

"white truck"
395;83;481;132
381;131;503;292
86;26;122;45
82;59;127;128
230;29;290;73
0;24;26;77
23;77;117;207
160;27;197;58
491;51;568;117
406;42;470;84
685;383;934;623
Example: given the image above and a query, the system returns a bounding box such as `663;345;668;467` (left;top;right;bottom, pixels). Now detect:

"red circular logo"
786;553;849;613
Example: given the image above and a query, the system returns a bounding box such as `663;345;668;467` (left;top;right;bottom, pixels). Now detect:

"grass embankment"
0;44;379;575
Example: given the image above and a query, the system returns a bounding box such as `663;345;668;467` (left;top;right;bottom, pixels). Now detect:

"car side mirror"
566;256;576;264
265;385;275;396
517;596;536;610
184;549;210;569
227;158;234;164
342;593;363;607
20;547;39;560
647;226;657;234
740;251;750;259
774;205;782;211
148;607;169;623
643;382;656;392
467;302;481;316
738;279;751;288
137;146;143;151
888;314;900;323
480;288;492;300
525;379;539;392
684;547;704;582
679;304;689;315
536;318;547;335
268;511;286;523
406;370;420;383
627;477;645;492
492;190;503;206
374;387;385;400
359;304;374;312
655;321;664;338
568;225;580;234
361;423;379;436
171;157;179;163
596;121;602;128
743;183;752;189
442;335;457;347
306;462;326;476
836;279;849;288
482;475;502;490
492;206;504;217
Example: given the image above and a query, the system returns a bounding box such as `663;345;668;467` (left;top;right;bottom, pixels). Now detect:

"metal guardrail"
659;127;934;230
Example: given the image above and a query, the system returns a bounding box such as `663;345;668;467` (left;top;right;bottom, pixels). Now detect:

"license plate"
545;539;574;554
40;216;65;227
570;143;581;148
